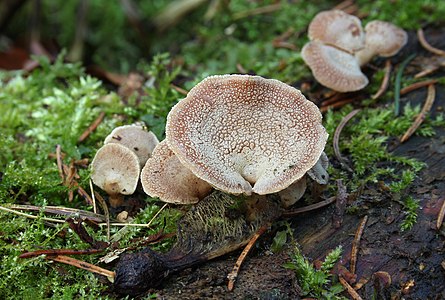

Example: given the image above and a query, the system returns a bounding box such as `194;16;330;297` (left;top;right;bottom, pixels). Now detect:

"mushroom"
307;151;329;185
308;9;365;53
166;74;328;196
104;124;159;166
91;143;140;207
301;41;369;92
140;140;213;204
355;20;408;66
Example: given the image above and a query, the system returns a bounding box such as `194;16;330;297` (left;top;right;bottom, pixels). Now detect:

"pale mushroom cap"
91;143;140;195
302;41;369;92
308;9;365;53
166;74;328;195
104;125;159;166
363;20;408;57
140;140;213;204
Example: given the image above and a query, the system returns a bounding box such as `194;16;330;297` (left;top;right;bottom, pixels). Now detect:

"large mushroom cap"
91;143;140;195
308;9;365;53
166;74;328;195
104;125;159;166
302;41;369;92
140;140;212;204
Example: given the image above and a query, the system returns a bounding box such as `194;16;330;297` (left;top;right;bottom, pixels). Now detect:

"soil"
115;28;445;300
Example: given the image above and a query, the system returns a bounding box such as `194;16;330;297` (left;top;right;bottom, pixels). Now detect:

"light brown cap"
356;20;408;65
308;9;365;53
166;74;328;195
140;140;213;204
104;125;159;166
302;41;369;92
91;143;140;195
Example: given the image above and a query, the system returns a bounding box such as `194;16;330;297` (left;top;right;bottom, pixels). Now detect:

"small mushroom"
302;41;369;92
355;20;408;66
140;140;213;204
307;151;329;185
308;9;365;53
91;143;140;207
104;124;159;166
166;74;328;196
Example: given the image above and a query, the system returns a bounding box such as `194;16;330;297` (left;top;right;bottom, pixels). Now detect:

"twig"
77;186;94;206
233;3;281;20
78;111;105;143
333;109;361;172
436;198;445;230
400;79;438;95
339;276;363;300
0;205;66;223
350;215;368;275
236;63;247;74
94;192;110;240
394;54;416;117
281;196;336;218
48;255;115;279
320;98;356;112
170;83;188;95
400;84;436;143
19;248;104;259
89;179;97;214
147;203;168;228
55;144;65;182
414;67;440;79
227;224;269;291
372;60;392;99
7;204;106;222
417;28;445;56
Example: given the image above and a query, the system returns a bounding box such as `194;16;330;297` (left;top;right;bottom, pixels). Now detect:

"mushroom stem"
355;47;377;66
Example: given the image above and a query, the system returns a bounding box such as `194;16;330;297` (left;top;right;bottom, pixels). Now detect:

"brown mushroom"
166;74;328;196
104;124;159;166
91;143;140;207
355;20;408;66
140;140;213;204
302;41;369;92
308;9;365;53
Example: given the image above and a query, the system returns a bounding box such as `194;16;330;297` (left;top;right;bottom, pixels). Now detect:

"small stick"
233;3;281;20
227;224;269;291
170;83;188;95
436;198;445;230
55;144;65;182
78;111;105;143
333;109;361;171
0;205;65;223
339;276;363;300
417;28;445;56
350;215;368;275
414;67;440;79
94;192;110;240
394;54;416;116
77;186;93;206
89;179;97;214
281;196;336;218
236;63;247;74
48;255;115;279
19;248;104;259
372;60;392;99
320;98;356;112
147;203;168;228
400;84;436;143
400;79;438;95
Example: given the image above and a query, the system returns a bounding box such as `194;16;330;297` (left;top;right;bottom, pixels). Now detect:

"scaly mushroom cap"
166;74;328;195
302;41;369;92
140;140;213;204
308;9;365;53
355;20;408;65
104;125;159;166
91;143;140;195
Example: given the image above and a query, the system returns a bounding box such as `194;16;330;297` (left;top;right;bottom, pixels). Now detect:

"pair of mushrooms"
140;74;329;207
91;124;159;207
302;10;408;92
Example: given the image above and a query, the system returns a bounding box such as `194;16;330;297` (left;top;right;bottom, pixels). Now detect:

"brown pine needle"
170;83;188;95
400;79;438;95
78;111;105;143
372;60;392;99
333;109;361;171
350;215;368;275
227;224;269;291
20;248;104;259
48;255;115;279
339;276;363;300
282;196;336;217
56;144;65;182
400;84;436;143
320;98;356;112
417;28;445;56
437;198;445;230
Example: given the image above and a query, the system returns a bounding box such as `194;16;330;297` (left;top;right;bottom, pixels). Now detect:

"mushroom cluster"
91;124;159;207
141;74;329;207
302;10;408;92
